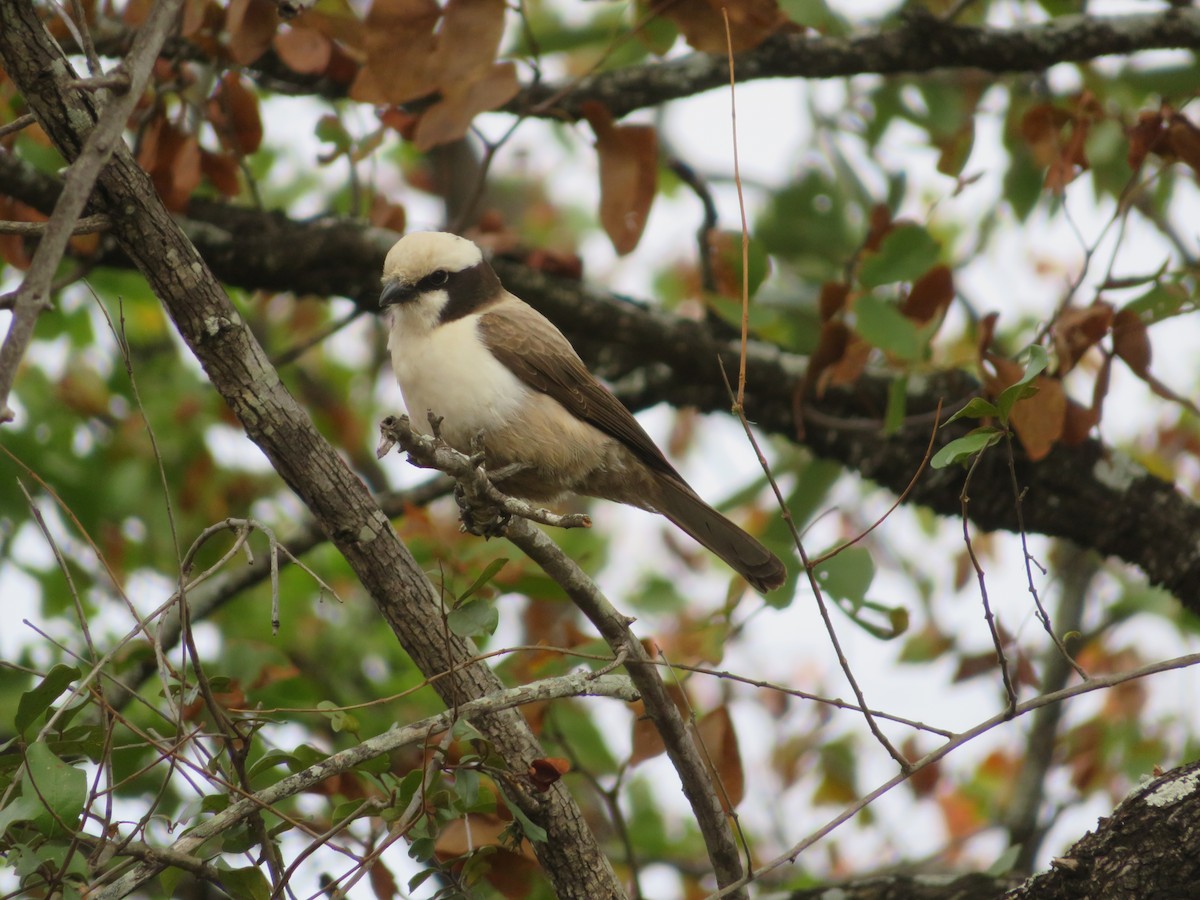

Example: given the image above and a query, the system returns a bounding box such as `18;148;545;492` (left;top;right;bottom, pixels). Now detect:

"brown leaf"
208;73;263;155
413;61;519;151
1009;375;1066;462
369;195;407;233
351;0;440;105
658;0;788;53
181;0;213;37
226;0;279;65
434;0;507;85
903;736;940;798
368;859;398;900
273;25;333;74
824;334;871;389
527;757;570;792
697;705;744;812
1111;308;1151;375
798;320;848;408
1052;301;1112;374
630;682;690;766
900;264;954;325
863;203;893;253
1020;103;1070;167
139;119;202;211
200;149;241;196
819;281;849;321
581;102;658;255
1127;108;1168;171
1167;112;1200;174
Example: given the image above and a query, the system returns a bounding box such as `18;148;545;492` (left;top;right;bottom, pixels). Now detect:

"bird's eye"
429;269;449;287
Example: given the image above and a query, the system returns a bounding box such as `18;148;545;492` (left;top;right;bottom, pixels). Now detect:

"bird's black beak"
380;280;414;309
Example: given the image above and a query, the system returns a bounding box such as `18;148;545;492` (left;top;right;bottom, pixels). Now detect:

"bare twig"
90;672;639;900
961;447;1018;715
709;648;1200;898
0;214;110;235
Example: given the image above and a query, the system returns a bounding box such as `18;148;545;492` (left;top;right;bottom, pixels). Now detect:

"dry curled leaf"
528;757;570;792
1052;301;1113;374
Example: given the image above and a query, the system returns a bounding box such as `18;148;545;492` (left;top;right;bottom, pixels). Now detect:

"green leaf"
858;225;940;287
854;293;924;360
447;597;499;639
812;547;874;607
456;557;508;604
498;792;548;844
931;427;1003;469
17;665;81;738
219;864;271;900
944;396;1001;426
25;741;86;833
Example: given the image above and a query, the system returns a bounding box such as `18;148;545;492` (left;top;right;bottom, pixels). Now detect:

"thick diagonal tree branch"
0;7;625;899
2;154;1195;611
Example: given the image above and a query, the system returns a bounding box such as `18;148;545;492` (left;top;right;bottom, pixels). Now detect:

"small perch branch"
378;413;749;899
377;414;592;531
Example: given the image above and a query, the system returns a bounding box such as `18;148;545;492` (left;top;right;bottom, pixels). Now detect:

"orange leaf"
697;705;744;812
273;25;333;74
581;102;658;255
938;788;984;840
1009;375;1066;462
226;0;278;65
208;72;263;155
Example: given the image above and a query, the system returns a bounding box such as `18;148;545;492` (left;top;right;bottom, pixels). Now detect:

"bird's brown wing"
478;297;677;477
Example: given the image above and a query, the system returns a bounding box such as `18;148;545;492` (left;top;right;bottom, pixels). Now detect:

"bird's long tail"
653;475;786;592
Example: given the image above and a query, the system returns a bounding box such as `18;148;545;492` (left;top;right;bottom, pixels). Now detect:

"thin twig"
0;214;111;235
960;448;1018;715
0;0;183;424
89;672;639;900
708;647;1200;898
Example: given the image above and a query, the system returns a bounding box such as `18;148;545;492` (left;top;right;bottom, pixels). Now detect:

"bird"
379;231;786;592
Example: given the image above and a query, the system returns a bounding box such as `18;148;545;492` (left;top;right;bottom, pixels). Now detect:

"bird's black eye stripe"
421;269;450;290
